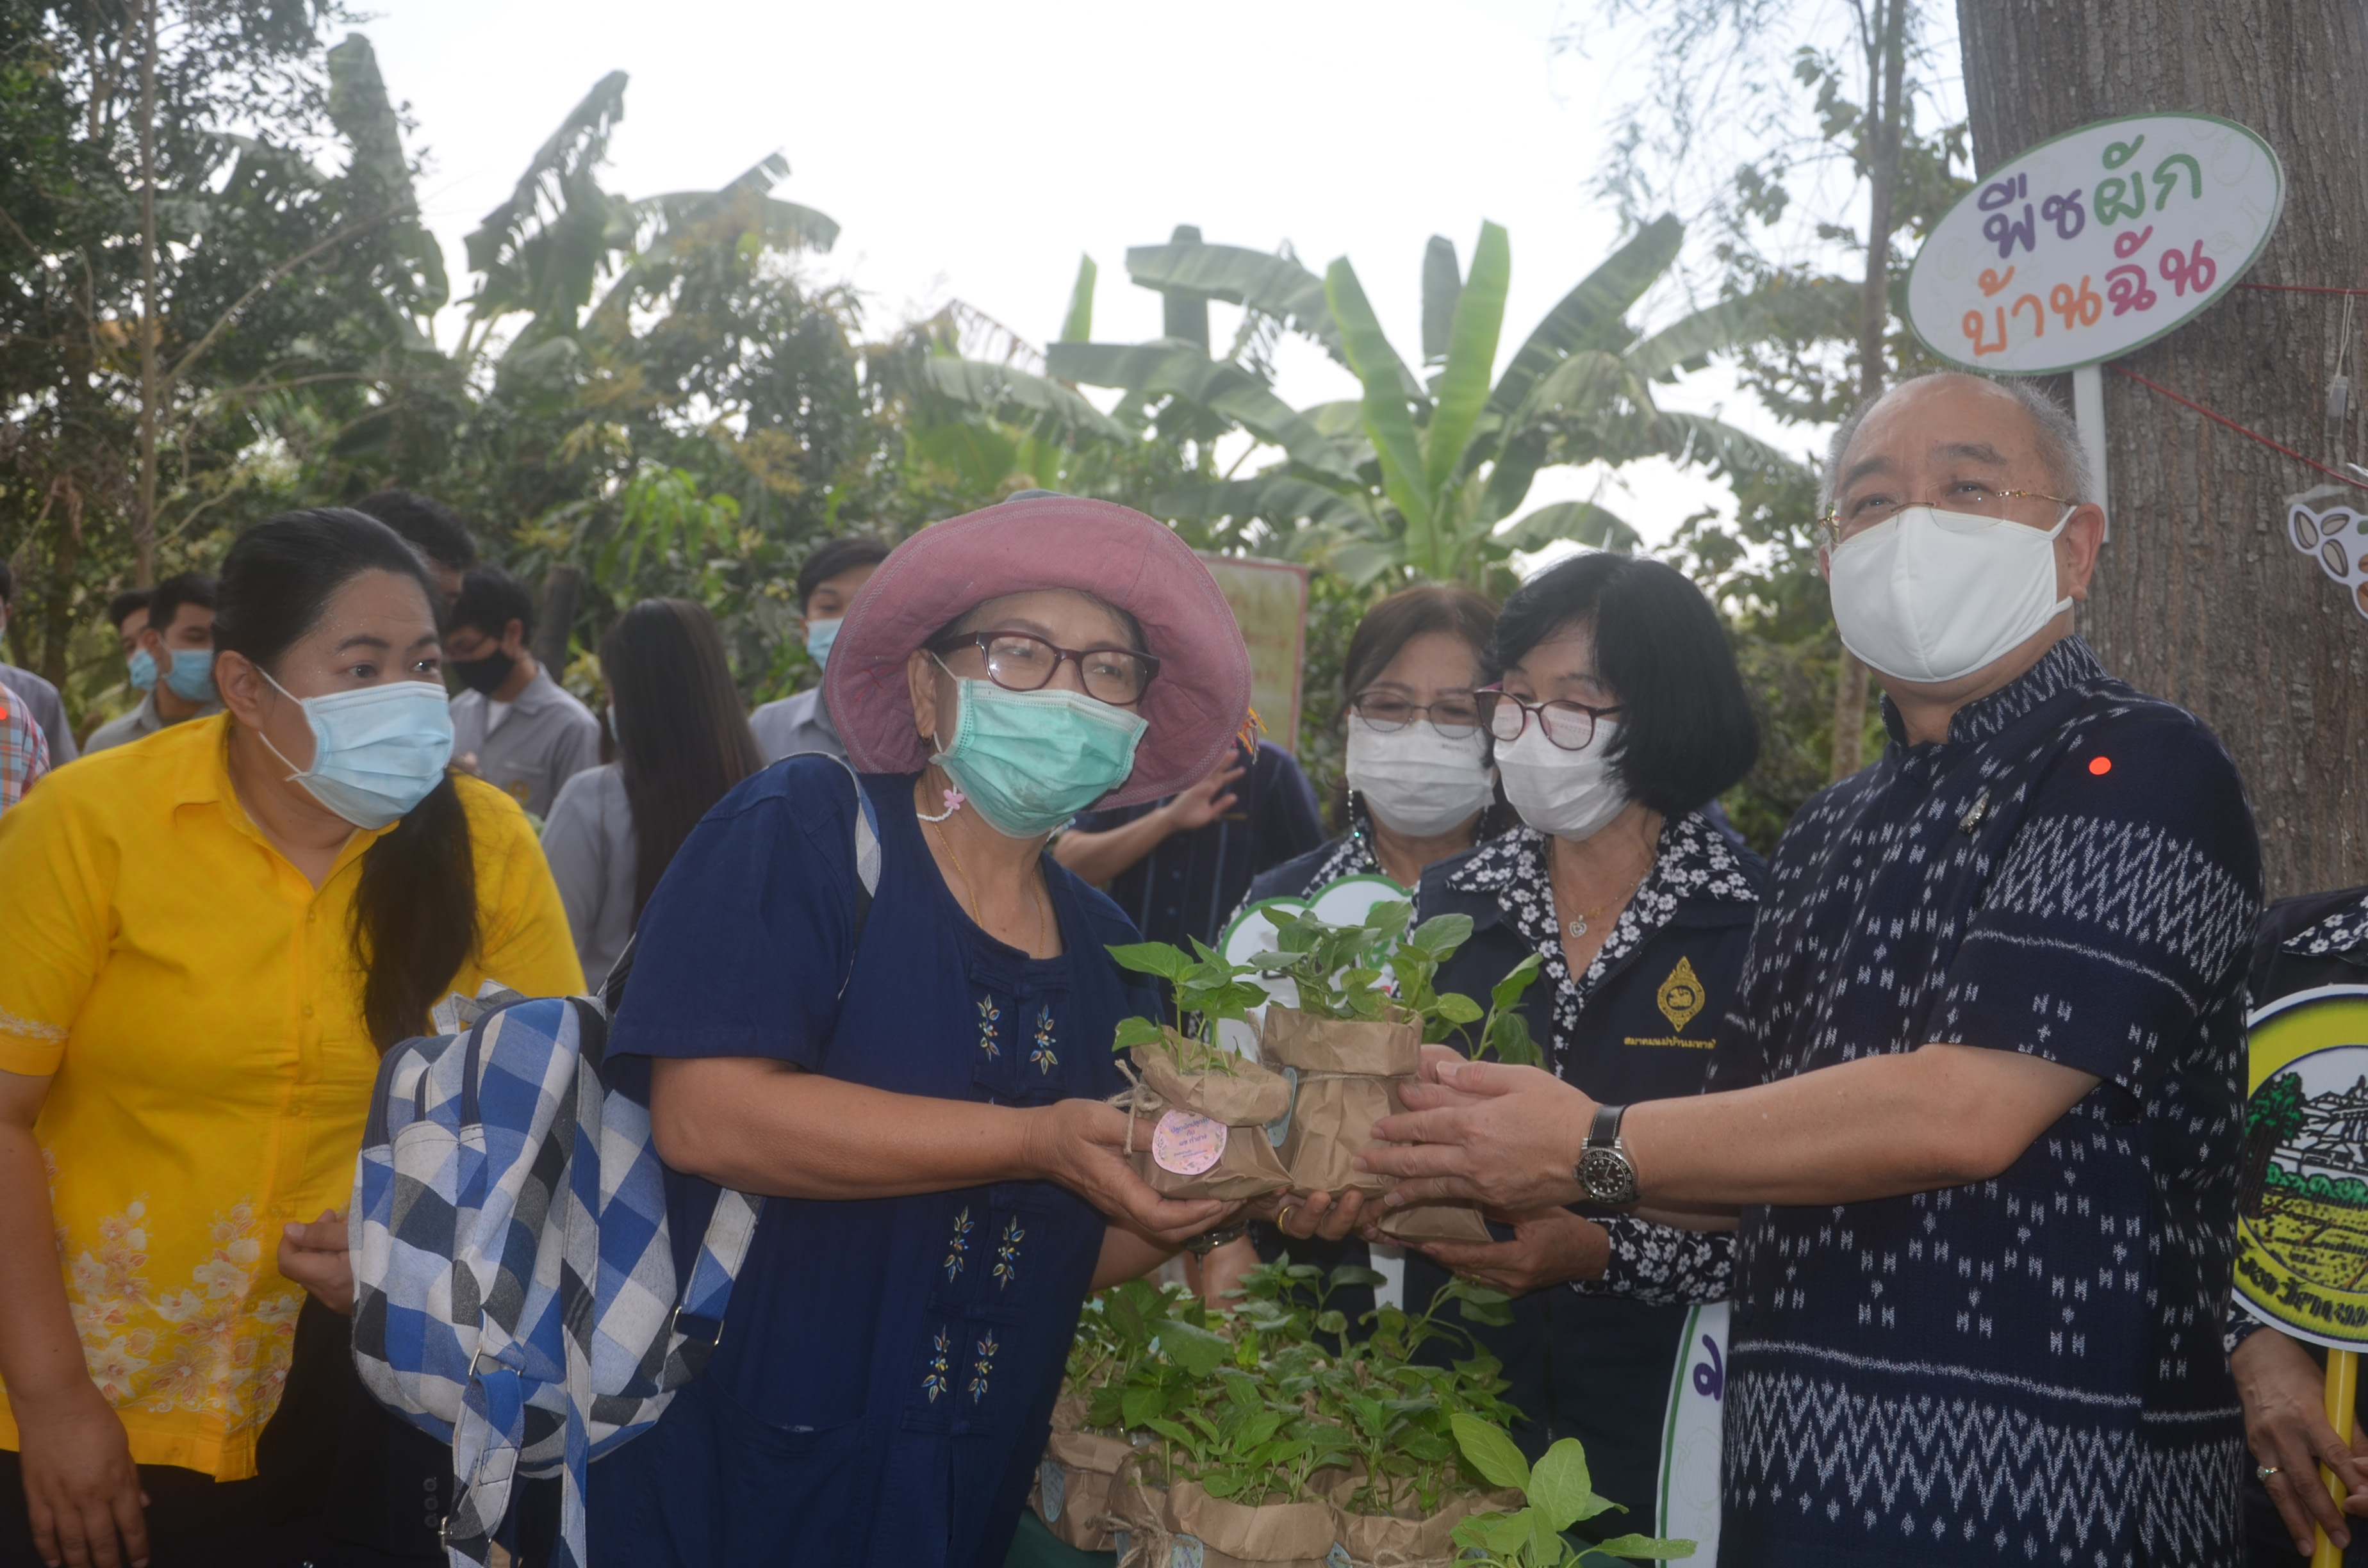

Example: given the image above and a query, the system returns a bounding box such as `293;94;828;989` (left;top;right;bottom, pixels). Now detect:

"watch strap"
1588;1102;1627;1150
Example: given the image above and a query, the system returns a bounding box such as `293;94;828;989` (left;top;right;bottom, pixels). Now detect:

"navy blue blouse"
1705;637;2262;1567
595;759;1146;1568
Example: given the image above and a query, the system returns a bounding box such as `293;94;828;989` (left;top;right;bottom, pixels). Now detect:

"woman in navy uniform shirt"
1346;553;1764;1529
591;497;1255;1567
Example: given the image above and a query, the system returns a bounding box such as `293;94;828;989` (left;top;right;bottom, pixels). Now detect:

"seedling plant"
1449;1412;1696;1564
1106;937;1273;1075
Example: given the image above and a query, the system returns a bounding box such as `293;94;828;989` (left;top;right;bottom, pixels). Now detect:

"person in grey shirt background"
540;598;763;985
443;564;600;817
84;572;221;753
748;535;889;762
0;564;76;767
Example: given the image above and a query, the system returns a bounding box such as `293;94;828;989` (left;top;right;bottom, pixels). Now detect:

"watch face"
1578;1147;1638;1205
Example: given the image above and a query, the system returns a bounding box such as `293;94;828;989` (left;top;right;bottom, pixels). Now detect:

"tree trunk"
1957;0;2368;898
133;0;160;587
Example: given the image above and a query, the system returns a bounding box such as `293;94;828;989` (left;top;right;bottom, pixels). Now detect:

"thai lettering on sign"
1905;113;2283;377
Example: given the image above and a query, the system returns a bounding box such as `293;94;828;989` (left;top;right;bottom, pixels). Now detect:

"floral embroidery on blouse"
992;1216;1026;1290
0;1004;67;1045
975;997;1001;1059
1443;812;1756;1080
968;1330;999;1401
942;1207;974;1282
56;1176;303;1430
923;1328;952;1402
1030;1006;1058;1075
2287;892;2368;958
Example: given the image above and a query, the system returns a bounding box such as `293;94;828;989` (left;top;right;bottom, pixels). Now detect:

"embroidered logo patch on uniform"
1657;956;1706;1033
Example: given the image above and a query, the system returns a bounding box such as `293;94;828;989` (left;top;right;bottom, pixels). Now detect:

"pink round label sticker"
1151;1109;1228;1176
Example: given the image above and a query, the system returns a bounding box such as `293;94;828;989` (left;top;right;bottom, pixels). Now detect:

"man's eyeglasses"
932;630;1160;706
1820;483;2078;548
1349;690;1481;739
1475;687;1621;751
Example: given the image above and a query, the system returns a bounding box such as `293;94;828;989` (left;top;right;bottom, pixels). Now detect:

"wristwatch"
1575;1103;1640;1205
1183;1223;1249;1258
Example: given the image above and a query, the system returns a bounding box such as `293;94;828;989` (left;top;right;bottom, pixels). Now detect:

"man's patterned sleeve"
1932;706;2262;1097
1570;1218;1733;1305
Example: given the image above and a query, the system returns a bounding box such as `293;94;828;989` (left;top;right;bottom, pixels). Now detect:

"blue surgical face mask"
258;671;456;829
163;648;217;703
127;647;159;692
805;617;842;668
930;665;1147;840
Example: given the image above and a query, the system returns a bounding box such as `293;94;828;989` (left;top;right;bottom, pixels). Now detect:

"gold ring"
1277;1204;1297;1233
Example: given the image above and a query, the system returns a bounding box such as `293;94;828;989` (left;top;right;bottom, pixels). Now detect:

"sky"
357;0;1873;553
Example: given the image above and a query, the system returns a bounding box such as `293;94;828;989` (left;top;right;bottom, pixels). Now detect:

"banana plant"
1048;220;1852;587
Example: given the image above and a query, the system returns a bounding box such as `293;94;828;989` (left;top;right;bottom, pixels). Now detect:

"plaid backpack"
349;756;880;1568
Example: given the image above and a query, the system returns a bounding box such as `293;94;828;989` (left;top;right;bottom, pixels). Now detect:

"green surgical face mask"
931;673;1147;839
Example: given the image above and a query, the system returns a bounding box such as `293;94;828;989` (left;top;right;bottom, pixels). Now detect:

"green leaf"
1108;942;1192;981
1328;1264;1389;1291
1499;502;1643;556
1325;257;1433;551
1655;411;1809;481
1486;215;1682;423
1124;240;1349;368
1451;1413;1531;1492
1624;277;1857;381
1122;1384;1164;1430
1528;1439;1595;1533
1424;220;1509;503
1436;993;1484;1025
915;357;1133;443
1420;234;1462;367
1158;1321;1233;1379
1113;1017;1167;1054
1409;913;1474;956
1587;1535;1697;1560
1060;254;1097;343
1046;341;1357;482
1490;953;1543;1010
1151;477;1377;536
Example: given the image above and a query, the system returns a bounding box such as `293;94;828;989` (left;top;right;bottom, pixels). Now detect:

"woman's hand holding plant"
1358;1058;1596;1213
1417;1208;1608;1295
1026;1098;1238;1246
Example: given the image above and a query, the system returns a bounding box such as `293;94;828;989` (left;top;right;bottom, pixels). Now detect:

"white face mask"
1344;714;1495;838
1494;718;1630;841
1829;504;2074;684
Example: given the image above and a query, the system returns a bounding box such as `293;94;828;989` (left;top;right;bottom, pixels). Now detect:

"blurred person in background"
0;564;77;767
85;573;220;754
0;508;580;1568
1201;583;1511;1308
0;686;51;815
542;598;766;990
106;591;151;664
1054;735;1324;952
350;488;477;614
443;564;601;818
749;535;892;762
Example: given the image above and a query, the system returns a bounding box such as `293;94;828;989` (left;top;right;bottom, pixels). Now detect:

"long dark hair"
213;508;476;1052
602;599;764;915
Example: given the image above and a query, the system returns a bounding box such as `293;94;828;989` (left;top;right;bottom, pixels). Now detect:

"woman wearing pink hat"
590;496;1255;1567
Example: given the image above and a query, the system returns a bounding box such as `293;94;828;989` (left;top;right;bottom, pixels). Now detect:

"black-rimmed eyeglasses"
932;630;1160;707
1476;687;1621;751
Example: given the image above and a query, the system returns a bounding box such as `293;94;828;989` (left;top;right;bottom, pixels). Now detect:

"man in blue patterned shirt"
1363;372;2264;1566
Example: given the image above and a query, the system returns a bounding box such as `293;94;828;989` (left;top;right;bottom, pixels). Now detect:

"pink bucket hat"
824;494;1253;808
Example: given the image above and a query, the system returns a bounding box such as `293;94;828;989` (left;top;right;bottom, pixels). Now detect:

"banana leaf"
1498;501;1642;554
1326;257;1434;566
1484;214;1681;423
1424;221;1509;500
1046;341;1356;481
916;357;1134;443
1625;278;1856;382
1421;235;1461;367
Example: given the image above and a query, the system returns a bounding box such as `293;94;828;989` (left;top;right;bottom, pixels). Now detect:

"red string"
2233;282;2368;298
2109;363;2368;493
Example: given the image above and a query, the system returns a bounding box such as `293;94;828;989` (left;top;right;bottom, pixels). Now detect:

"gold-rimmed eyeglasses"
1820;484;2079;548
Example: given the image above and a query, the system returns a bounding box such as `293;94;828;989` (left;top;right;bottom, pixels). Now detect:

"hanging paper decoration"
2287;496;2368;620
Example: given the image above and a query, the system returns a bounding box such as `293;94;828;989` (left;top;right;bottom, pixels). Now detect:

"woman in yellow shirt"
0;509;582;1568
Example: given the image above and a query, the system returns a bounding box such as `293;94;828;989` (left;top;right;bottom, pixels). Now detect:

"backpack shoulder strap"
599;753;879;1012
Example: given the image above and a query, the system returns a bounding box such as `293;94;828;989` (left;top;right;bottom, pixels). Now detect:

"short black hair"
1490;553;1757;815
797;537;891;614
145;572;218;639
107;589;152;630
448;563;536;643
352;489;479;573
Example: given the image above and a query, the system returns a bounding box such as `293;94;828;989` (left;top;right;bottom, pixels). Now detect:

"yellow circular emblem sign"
2233;986;2368;1350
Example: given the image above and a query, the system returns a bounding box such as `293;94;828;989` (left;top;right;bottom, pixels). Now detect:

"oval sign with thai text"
1905;112;2283;375
2232;986;2368;1351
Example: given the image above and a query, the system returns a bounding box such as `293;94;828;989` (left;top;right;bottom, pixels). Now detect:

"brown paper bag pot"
1030;1428;1135;1551
1335;1488;1525;1568
1165;1482;1338;1568
1371;1200;1494;1244
1107;1451;1171;1568
1125;1043;1294;1201
1258;1007;1422;1196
